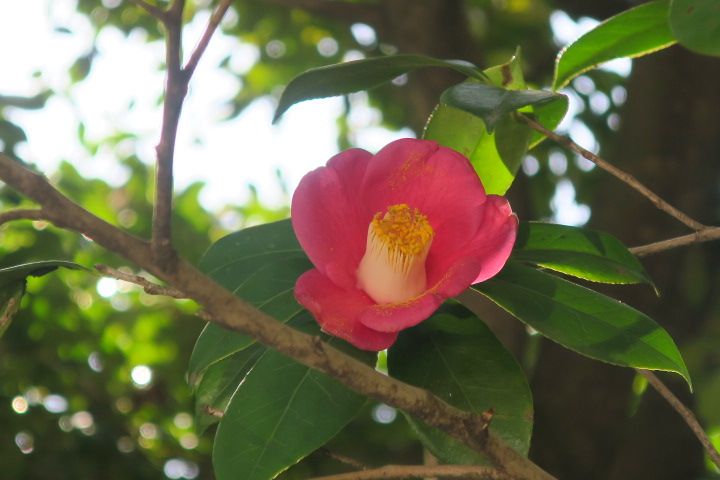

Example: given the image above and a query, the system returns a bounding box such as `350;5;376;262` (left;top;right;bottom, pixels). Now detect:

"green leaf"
193;344;266;434
483;46;527;90
0;260;85;338
273;54;485;122
388;304;533;463
471;114;533;195
424;51;566;194
553;0;676;90
212;338;367;480
440;82;564;132
189;220;310;380
512;222;654;286
469;263;691;387
670;0;720;56
0;260;85;282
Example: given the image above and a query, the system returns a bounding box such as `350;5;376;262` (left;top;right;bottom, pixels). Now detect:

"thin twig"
0;152;555;480
637;369;720;470
517;114;706;231
184;0;234;76
126;0;167;20
0;208;45;226
151;0;186;265
151;0;234;267
630;227;720;256
95;264;187;299
319;448;369;471
310;465;510;480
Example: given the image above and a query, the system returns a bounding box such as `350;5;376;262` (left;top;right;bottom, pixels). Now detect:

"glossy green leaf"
273;54;485;122
470;263;691;387
193;344;265;434
189;220;310;381
512;222;654;286
423;104;485;159
440;82;563;132
424;50;566;194
388;304;533;464
483;47;526;89
0;260;85;338
553;0;675;90
0;260;85;282
670;0;720;56
213;339;367;480
471;114;532;195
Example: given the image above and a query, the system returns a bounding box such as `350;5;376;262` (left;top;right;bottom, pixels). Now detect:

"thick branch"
0;153;554;480
629;227;720;256
0;208;46;226
637;370;720;469
310;465;510;480
518;114;706;231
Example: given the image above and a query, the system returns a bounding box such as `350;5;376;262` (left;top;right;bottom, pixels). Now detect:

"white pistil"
356;204;433;304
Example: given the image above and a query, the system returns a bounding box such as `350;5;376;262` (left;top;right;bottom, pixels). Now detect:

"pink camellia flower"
292;138;518;351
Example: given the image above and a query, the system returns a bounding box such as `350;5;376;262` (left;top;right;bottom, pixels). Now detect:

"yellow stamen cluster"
356;203;434;304
369;204;433;266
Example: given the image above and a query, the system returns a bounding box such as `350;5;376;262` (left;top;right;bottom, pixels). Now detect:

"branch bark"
310;464;510;480
0;153;554;480
629;227;720;256
0;208;46;226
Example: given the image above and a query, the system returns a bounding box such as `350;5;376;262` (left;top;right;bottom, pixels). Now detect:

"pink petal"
428;194;518;287
291;149;372;290
360;138;488;258
359;290;444;333
359;196;517;334
295;269;398;351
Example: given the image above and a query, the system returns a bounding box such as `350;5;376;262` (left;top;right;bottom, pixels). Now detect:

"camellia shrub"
1;1;720;479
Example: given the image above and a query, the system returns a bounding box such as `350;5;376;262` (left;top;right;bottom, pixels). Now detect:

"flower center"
356;203;434;304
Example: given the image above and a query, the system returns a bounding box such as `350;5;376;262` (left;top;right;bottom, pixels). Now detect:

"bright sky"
0;2;629;226
0;1;409;212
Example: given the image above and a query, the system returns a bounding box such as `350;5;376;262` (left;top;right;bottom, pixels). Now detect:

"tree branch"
310;465;510;480
637;369;720;470
0;153;554;480
151;0;235;267
95;263;187;299
184;0;234;77
319;448;369;471
629;227;720;256
151;0;186;266
0;208;46;226
517;114;707;231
